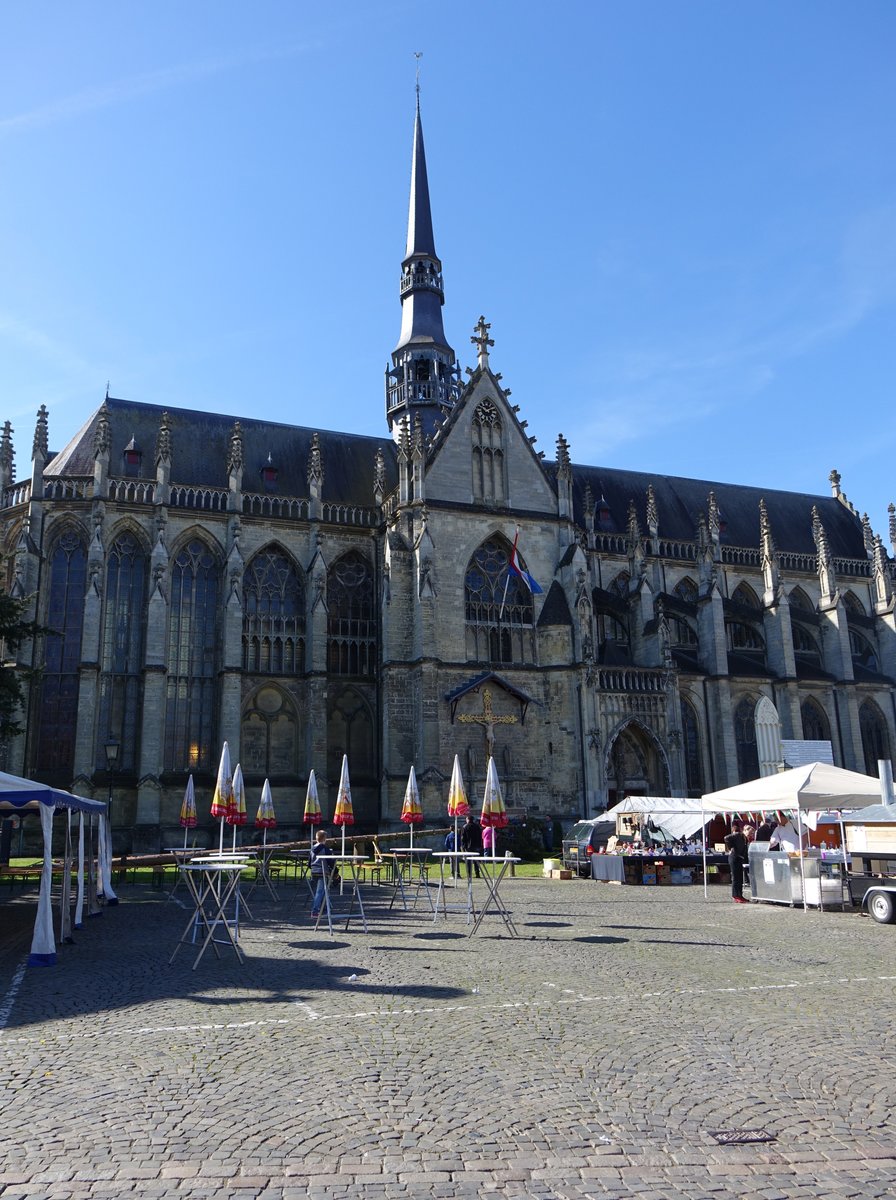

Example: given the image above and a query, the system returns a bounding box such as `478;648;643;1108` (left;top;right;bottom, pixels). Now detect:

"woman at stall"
724;819;749;904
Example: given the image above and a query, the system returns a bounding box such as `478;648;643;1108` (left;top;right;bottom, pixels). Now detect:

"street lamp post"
104;737;120;831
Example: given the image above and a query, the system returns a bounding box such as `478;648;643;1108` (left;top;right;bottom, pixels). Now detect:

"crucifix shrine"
458;687;517;758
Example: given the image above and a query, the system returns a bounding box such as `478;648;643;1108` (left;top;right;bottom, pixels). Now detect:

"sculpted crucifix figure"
458;687;516;758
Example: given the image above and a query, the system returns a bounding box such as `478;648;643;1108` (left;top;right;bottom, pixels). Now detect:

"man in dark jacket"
460;813;483;878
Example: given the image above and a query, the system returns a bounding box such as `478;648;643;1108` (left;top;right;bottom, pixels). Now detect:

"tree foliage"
0;584;41;740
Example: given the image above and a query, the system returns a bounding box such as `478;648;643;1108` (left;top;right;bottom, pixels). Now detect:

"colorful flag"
508;529;542;594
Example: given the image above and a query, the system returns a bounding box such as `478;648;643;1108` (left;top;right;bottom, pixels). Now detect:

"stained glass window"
464;537;535;664
164;540;220;772
97;532;147;772
35;529;87;777
243;548;305;674
327;552;376;677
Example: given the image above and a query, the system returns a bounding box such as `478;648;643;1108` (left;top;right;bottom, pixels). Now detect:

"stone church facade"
2;99;895;849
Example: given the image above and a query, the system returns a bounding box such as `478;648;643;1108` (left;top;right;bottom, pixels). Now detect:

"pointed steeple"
385;78;459;440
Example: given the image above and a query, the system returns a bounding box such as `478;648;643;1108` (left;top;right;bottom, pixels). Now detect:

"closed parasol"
228;763;247;848
211;742;233;852
400;764;423;851
179;775;197;849
480;756;508;854
333;754;354;857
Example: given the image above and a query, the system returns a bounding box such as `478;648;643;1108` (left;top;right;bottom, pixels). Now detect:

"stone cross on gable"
458;687;516;757
471;315;494;368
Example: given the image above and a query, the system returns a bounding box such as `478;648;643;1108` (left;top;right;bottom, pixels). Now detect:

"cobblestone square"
1;877;894;1198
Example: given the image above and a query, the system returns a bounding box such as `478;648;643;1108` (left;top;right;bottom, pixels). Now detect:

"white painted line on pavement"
0;959;27;1031
2;971;896;1045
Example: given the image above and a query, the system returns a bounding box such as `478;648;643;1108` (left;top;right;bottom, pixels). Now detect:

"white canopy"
604;796;707;840
0;769;107;815
0;769;110;966
701;761;884;815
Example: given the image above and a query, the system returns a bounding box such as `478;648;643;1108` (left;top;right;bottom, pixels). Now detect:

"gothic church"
2;98;895;849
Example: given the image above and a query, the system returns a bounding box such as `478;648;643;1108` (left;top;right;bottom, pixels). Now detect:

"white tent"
604;796;707;841
701;761;884;814
0;770;109;966
701;762;885;909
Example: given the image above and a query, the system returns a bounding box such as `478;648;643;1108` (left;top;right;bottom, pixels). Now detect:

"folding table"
431;851;476;924
469;854;520;937
169;860;248;969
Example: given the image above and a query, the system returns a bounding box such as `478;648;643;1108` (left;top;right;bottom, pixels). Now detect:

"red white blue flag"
508;530;543;594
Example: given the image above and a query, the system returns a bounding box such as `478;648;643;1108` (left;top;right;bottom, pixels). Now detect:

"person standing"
482;822;495;857
724;819;749;904
460;813;483;878
309;828;336;918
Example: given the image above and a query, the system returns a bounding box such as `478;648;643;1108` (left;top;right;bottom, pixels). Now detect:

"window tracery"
327;552;376;677
164;539;220;772
464;536;535;664
472;399;505;504
36;528;87;778
243;548;305;674
97;531;147;773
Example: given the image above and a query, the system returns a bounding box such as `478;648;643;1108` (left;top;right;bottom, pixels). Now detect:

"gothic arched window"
792;623;821;663
243;548;305;675
674;577;698;604
97;531;148;773
35;528;87;780
241;685;299;780
680;698;703;795
472;399;505;504
860;700;891;776
465;536;535;664
727;622;764;652
670;617;697;647
789;587;814;612
850;629;879;673
609;571;630;598
732;582;761;609
801;698;831;743
734;696;760;782
843;591;866;616
164;539;220;772
327;551;376;677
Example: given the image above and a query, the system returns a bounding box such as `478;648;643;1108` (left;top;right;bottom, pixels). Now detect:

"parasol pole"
219;814;225;854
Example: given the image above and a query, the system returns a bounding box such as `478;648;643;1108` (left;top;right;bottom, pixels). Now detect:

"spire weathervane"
415;51;422;101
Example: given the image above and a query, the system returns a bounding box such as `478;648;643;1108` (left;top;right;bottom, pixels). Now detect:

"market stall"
702;761;884;910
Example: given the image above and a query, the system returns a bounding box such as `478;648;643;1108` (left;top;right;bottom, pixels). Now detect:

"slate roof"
38;397;875;567
45;398;398;508
561;462;868;560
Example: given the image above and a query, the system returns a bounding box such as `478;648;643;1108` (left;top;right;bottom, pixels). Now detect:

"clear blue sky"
1;2;894;538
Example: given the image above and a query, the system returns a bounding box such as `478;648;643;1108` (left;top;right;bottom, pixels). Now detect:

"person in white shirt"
770;817;804;852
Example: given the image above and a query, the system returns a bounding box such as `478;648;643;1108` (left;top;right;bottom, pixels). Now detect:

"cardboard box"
641;871;657;885
550;869;572;880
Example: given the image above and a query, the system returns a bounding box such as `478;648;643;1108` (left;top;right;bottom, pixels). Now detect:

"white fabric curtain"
27;801;56;966
75;813;85;928
60;808;73;944
98;813;118;906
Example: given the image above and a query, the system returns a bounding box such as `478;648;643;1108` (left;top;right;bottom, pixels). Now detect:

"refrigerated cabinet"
748;846;846;909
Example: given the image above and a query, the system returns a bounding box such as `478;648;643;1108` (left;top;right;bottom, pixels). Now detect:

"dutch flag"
508;529;543;594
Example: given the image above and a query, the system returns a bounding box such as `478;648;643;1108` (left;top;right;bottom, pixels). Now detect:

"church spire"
385;67;459;441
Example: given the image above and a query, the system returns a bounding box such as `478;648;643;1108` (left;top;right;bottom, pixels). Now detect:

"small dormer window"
261;454;278;492
122;437;142;477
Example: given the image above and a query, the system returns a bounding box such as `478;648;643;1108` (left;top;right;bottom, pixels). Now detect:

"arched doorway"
605;721;670;807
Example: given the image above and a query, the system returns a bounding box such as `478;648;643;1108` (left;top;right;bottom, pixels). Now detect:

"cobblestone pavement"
1;873;894;1199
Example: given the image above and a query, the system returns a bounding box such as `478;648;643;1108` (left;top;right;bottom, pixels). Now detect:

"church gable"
424;367;556;513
